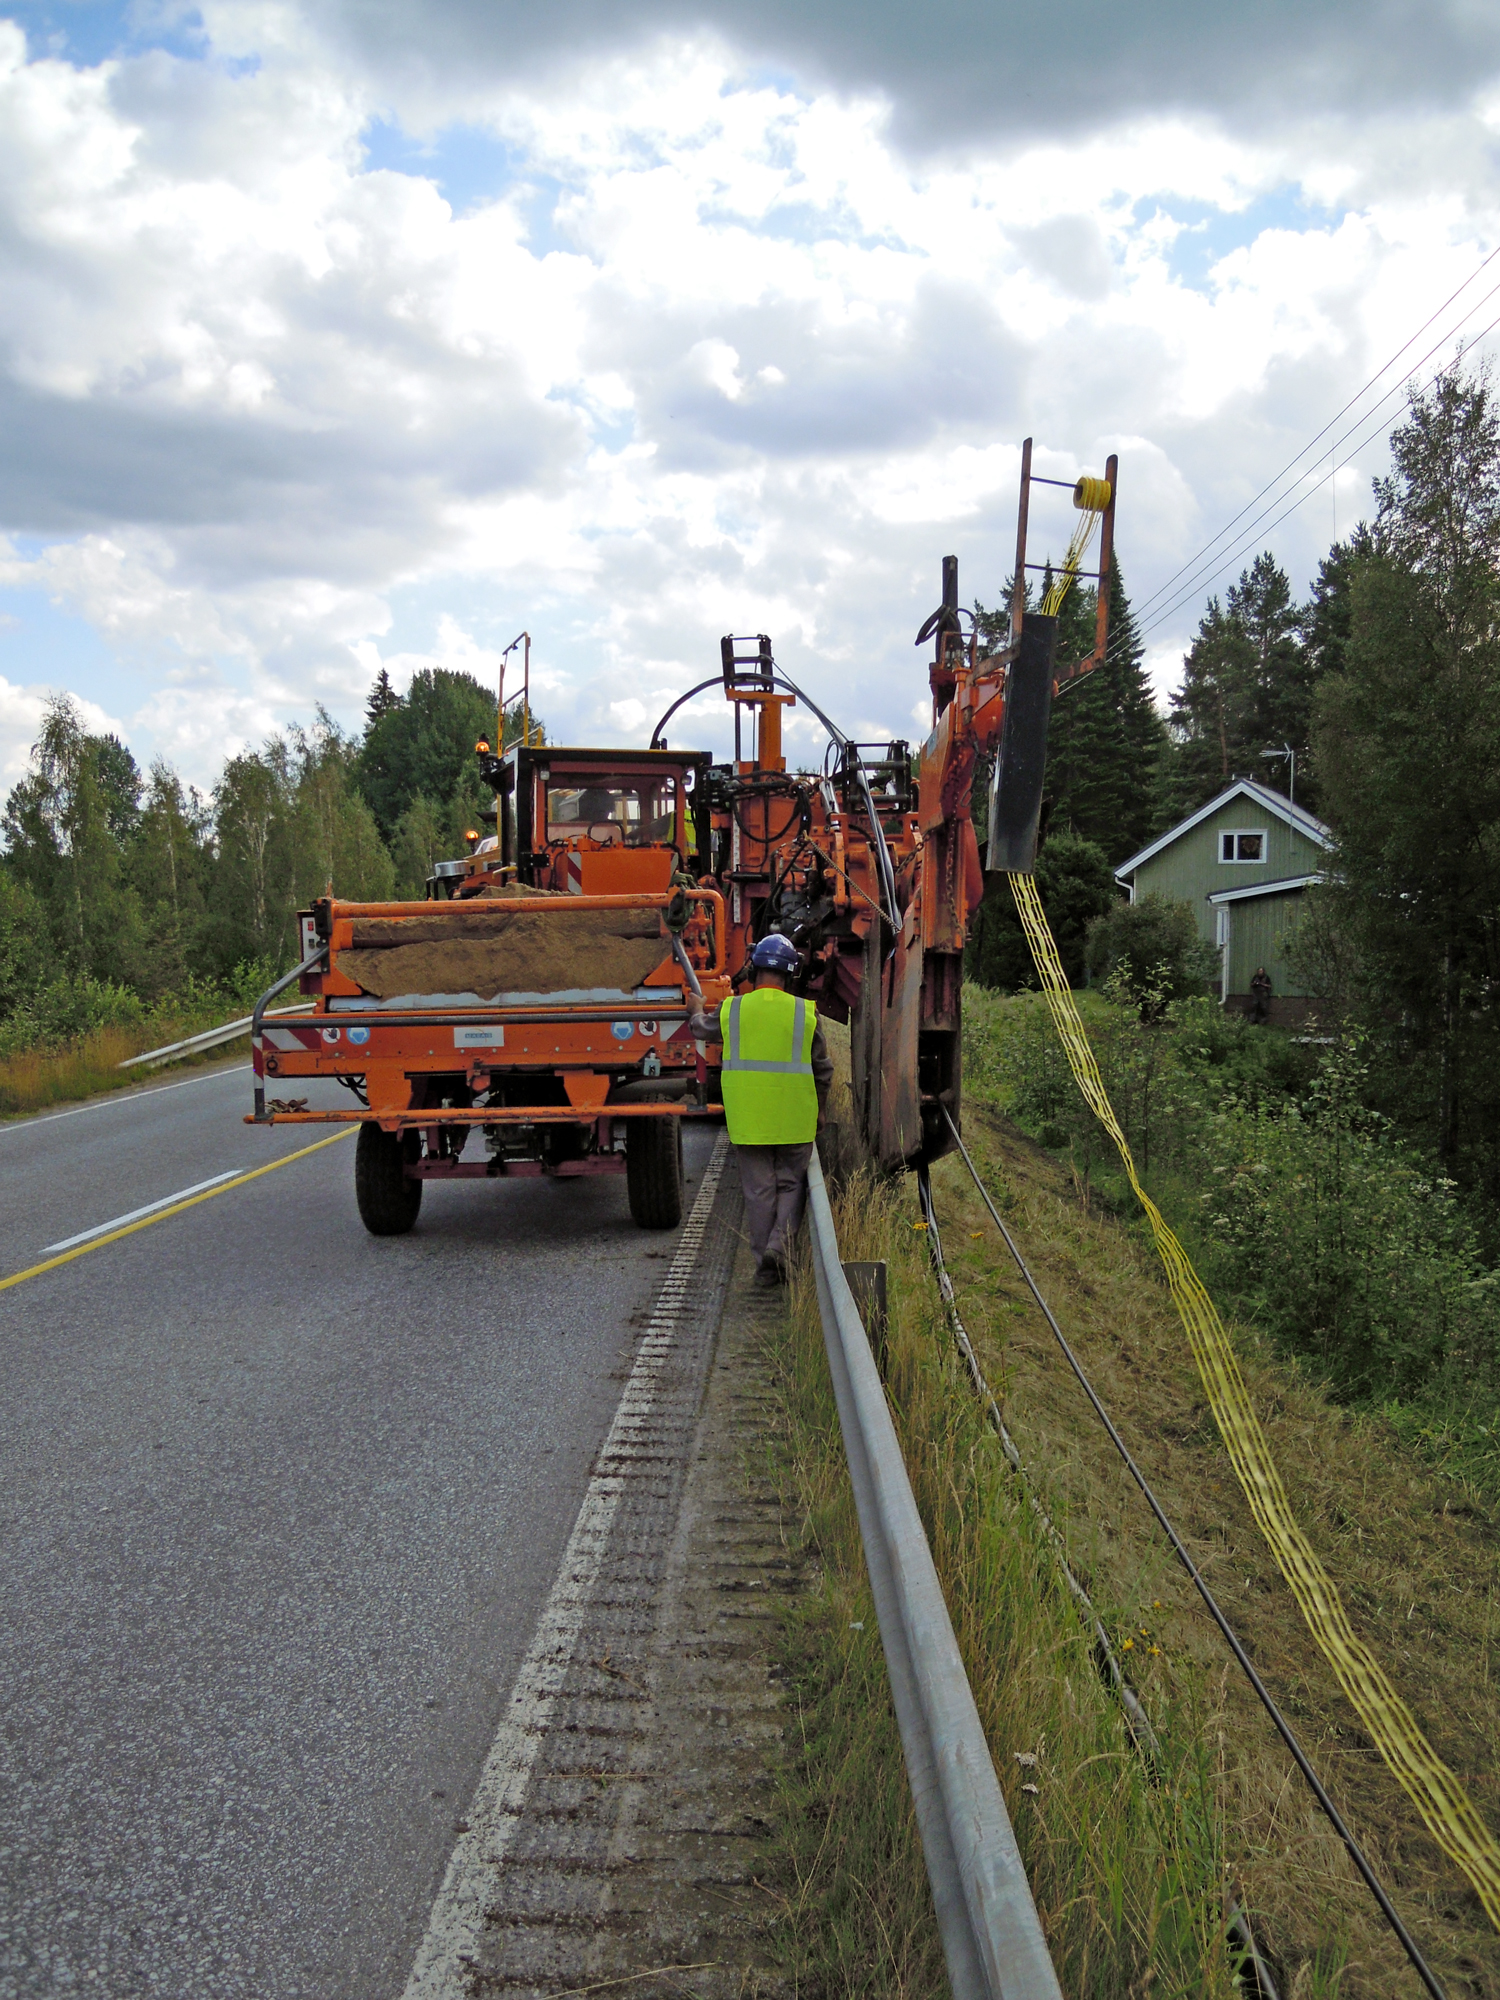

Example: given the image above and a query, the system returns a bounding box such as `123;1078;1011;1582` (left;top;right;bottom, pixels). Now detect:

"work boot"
753;1261;782;1289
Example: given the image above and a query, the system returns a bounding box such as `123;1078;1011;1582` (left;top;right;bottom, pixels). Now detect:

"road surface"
0;1065;727;1999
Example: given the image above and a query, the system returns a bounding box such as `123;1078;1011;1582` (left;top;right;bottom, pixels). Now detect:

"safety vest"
718;987;818;1145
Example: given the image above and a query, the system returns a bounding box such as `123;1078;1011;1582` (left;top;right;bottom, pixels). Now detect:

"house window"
1219;829;1265;863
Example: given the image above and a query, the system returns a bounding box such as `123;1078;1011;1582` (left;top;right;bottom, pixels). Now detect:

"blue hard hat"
751;933;801;974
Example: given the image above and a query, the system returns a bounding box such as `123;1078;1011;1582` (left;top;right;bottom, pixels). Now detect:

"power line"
1131;239;1500;627
1124;296;1500;656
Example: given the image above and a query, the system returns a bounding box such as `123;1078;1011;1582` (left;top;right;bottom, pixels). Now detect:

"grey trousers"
736;1141;815;1267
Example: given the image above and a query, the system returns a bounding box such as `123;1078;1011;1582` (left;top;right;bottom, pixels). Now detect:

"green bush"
1191;1037;1500;1399
964;986;1500;1411
1085;893;1219;1015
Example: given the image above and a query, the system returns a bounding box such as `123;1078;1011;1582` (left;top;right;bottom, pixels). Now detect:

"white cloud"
0;13;1498;790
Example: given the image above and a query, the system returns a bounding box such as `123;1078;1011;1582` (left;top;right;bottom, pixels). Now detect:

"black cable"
731;784;806;849
915;1168;1281;2000
1076;293;1500;690
935;1104;1448;2000
1130;244;1500;627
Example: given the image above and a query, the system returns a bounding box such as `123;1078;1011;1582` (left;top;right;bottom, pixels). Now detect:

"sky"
2;0;1500;796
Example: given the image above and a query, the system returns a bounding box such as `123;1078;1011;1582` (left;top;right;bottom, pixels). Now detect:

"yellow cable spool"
1072;474;1112;512
1040;474;1108;618
1008;869;1500;1933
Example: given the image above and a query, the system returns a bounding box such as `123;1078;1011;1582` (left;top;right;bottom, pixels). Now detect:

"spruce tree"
1313;362;1500;1189
1165;551;1312;817
1045;555;1166;861
364;668;403;733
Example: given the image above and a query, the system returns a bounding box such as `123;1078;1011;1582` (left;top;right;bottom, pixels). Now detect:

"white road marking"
399;1132;730;2000
0;1064;250;1138
42;1172;243;1254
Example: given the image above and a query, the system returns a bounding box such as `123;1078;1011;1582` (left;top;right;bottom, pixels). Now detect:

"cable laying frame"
1008;867;1500;1940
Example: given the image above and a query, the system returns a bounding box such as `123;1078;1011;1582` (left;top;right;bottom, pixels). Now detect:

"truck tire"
355;1124;423;1236
626;1116;683;1229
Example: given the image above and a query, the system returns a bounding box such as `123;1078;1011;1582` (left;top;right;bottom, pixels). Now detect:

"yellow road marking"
0;1128;356;1296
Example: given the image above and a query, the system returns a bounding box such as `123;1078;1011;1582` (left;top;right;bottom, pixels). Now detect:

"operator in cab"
687;934;833;1289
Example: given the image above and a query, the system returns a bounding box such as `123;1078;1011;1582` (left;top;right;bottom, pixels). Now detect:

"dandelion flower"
1121;1637;1134;1650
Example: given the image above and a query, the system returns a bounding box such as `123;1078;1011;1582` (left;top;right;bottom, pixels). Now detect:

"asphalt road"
0;1064;725;1999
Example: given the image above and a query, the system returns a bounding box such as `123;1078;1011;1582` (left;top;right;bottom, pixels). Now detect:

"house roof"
1207;872;1321;906
1114;777;1333;885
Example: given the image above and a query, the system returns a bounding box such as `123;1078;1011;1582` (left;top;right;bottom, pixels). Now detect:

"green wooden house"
1113;779;1333;1019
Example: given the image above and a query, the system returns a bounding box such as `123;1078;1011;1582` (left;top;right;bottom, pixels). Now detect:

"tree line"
0;667;520;1040
968;360;1500;1213
7;363;1500;1212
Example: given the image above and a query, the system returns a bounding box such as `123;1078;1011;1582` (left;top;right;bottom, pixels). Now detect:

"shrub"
1085;894;1219;1015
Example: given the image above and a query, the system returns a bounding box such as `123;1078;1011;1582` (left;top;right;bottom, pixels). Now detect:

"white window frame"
1219;827;1268;864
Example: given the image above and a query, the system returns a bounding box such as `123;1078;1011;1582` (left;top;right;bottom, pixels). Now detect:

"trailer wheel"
626;1117;683;1229
355;1124;423;1236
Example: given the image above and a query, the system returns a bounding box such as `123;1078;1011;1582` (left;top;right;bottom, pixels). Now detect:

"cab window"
546;776;678;848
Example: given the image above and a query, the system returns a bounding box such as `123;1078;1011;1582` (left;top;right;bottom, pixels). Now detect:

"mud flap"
988;612;1059;875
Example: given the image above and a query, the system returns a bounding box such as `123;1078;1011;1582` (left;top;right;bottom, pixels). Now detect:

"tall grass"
0;961;275;1120
760;1162;1238;1998
0;1021;250;1119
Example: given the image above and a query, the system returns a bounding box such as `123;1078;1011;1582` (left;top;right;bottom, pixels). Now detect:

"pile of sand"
340;905;670;999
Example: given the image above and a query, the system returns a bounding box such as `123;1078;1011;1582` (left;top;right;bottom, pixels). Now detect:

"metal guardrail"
804;1152;1063;2000
117;1003;313;1072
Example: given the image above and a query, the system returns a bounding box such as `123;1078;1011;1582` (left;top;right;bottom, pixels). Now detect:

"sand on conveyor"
340;904;671;999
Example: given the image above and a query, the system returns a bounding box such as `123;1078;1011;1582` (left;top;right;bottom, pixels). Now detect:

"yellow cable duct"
1008;868;1500;1931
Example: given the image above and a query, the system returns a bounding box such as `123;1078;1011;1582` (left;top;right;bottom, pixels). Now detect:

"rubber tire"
355;1124;423;1236
626;1117;684;1229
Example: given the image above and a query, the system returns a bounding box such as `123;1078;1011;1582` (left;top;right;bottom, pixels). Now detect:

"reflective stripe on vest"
718;988;818;1145
724;995;809;1073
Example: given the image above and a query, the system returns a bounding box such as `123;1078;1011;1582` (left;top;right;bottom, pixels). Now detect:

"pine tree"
1231;552;1307;748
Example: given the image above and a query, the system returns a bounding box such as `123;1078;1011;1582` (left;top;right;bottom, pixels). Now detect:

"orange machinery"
247;445;1116;1233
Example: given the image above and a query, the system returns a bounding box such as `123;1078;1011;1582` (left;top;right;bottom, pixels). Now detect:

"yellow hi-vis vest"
718;988;818;1145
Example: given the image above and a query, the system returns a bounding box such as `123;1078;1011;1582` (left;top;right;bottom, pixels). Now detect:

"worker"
1250;965;1273;1025
576;784;617;824
688;933;833;1288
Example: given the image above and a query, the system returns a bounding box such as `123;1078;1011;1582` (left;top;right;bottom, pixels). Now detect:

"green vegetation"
764;1158;1239;1997
764;1013;1500;1996
968;363;1500;1465
1083;893;1220;1009
0;667;534;1111
966;982;1500;1501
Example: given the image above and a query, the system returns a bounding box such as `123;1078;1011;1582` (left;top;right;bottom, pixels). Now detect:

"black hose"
936;1105;1448;2000
916;1168;1281;2000
649;669;899;936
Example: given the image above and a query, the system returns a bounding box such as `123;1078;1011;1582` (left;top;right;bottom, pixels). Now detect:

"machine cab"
467;742;711;896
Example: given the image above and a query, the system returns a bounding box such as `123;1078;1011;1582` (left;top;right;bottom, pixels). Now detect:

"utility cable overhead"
1068;285;1500;688
1126;274;1500;642
1131;238;1500;627
1116;293;1500;659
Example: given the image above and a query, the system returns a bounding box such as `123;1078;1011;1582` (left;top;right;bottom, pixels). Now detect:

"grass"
752;1008;1500;1997
754;1039;1242;1998
921;1104;1500;1997
0;1018;250;1119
